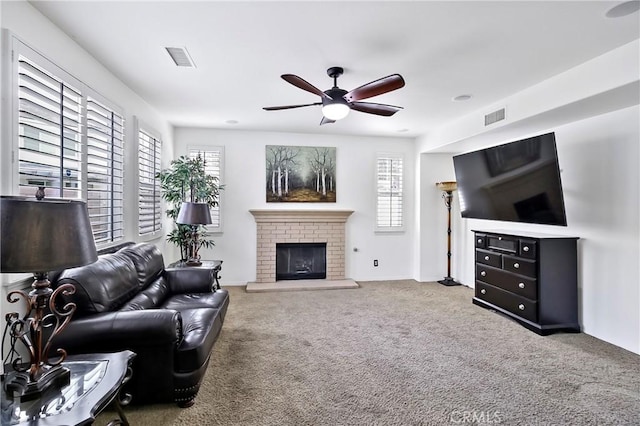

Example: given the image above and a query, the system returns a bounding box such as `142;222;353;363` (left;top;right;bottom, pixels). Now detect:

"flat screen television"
452;132;567;226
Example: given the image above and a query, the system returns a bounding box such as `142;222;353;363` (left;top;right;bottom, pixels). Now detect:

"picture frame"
266;145;336;202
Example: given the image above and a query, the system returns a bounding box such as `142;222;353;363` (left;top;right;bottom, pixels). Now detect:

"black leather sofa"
50;242;229;407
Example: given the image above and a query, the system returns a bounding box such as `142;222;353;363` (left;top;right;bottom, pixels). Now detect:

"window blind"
17;57;82;200
138;129;162;236
376;155;404;230
14;42;126;247
86;97;124;244
188;148;223;229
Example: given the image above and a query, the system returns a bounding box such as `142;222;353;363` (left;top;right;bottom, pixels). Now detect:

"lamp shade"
176;202;212;225
0;196;98;273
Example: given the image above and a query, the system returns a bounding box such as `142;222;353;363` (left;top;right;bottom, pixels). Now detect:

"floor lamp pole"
436;182;460;286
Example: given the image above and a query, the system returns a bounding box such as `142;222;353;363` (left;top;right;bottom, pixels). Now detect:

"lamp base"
437;277;461;287
3;364;70;402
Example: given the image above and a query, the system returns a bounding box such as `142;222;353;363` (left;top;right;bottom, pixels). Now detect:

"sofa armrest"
164;268;215;294
52;309;182;354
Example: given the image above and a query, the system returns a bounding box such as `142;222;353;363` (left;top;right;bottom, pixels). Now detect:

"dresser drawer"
475;249;501;268
519;239;536;259
475;234;487;249
475;282;538;323
475;264;537;300
502;255;536;278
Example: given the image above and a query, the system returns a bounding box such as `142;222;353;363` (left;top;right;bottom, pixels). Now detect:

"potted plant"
156;154;222;262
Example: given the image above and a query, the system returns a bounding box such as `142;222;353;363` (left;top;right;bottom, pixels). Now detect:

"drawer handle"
477;239;482;244
519;282;525;289
518;304;525;311
480;289;486;294
523;246;530;252
480;271;486;277
513;263;520;269
484;255;490;261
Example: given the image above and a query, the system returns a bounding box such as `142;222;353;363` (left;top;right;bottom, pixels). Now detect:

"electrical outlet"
374;259;378;267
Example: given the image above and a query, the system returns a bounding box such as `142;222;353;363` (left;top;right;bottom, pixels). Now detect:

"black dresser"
472;230;580;335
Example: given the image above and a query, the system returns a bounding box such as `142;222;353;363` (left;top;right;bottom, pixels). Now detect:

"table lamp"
0;190;98;400
435;181;461;286
176;202;212;266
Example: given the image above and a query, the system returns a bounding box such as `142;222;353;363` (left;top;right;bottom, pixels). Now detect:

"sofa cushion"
56;252;139;316
120;276;171;311
175;308;222;373
162;289;229;311
118;243;165;290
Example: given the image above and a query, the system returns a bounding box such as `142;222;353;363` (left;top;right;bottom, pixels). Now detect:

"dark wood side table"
167;260;223;290
1;351;135;426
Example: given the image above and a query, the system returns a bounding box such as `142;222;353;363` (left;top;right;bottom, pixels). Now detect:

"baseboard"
246;279;359;293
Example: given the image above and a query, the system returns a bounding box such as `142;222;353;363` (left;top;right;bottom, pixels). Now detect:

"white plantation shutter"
15;44;126;247
138;128;162;236
189;147;223;230
376;154;404;231
86;98;125;244
17;57;82;200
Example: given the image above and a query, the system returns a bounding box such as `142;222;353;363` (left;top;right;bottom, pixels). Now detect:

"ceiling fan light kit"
322;102;350;120
263;66;405;125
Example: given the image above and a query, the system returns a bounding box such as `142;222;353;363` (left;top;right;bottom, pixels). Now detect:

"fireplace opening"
276;243;327;281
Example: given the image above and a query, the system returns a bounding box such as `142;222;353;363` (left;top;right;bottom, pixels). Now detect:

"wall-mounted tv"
452;132;567;226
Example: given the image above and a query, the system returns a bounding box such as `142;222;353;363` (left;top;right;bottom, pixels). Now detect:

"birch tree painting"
266;145;336;202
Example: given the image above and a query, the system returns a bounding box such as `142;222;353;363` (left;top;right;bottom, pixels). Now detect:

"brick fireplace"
249;210;354;283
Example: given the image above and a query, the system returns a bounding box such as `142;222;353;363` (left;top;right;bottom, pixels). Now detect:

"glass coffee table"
1;351;135;426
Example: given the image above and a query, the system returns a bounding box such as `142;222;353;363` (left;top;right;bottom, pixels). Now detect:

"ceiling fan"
263;67;405;125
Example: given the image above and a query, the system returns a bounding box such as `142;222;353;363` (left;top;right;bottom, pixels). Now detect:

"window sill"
375;228;405;234
138;231;164;243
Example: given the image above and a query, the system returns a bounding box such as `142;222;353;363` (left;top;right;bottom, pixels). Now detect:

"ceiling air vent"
165;47;196;68
484;107;506;126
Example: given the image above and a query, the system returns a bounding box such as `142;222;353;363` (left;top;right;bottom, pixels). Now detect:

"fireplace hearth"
276;243;326;281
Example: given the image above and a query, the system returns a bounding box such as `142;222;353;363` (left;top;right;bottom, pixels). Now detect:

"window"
376;153;404;231
17;57;82;199
14;41;125;246
188;147;224;231
86;98;124;244
138;126;162;237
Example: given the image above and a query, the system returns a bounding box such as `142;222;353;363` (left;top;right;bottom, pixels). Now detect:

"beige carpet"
101;281;640;425
246;278;359;292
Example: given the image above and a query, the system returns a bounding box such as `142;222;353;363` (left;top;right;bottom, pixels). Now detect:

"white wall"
0;1;174;243
174;128;416;284
447;107;639;354
415;38;639;354
415;153;464;282
416;40;639;155
0;2;175;326
1;1;637;355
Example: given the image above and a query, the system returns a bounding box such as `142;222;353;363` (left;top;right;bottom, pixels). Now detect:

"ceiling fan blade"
263;102;322;111
282;74;332;100
345;74;405;102
350;102;403;117
320;116;335;125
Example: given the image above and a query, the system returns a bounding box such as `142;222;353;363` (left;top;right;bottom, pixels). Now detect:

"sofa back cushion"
56;252;139;317
119;276;171;311
118;243;165;290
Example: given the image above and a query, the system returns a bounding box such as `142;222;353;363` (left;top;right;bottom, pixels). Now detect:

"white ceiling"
30;1;640;139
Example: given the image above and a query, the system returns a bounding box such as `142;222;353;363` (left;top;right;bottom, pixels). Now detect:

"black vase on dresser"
472;230;580;335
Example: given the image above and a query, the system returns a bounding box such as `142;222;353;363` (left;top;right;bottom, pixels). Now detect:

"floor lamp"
435;181;460;286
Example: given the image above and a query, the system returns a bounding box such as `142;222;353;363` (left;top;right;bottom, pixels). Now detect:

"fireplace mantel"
249;209;354;283
249;209;354;223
